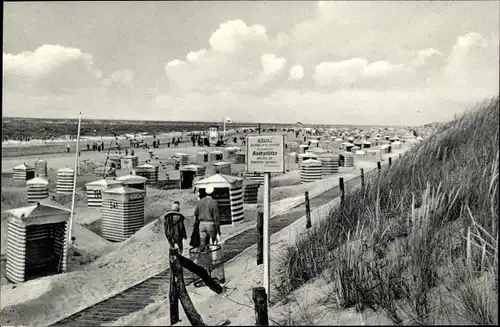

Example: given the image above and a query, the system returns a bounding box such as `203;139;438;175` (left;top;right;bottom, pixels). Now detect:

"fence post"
252;287;269;326
170;248;206;326
305;191;312;229
257;211;264;265
388;157;392;166
360;168;365;190
377;161;382;171
339;177;345;205
170;272;180;325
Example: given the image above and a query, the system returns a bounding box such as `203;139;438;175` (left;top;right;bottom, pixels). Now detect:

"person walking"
194;186;221;248
164;201;188;254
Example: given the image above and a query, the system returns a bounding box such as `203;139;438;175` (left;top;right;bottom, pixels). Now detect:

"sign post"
68;112;82;245
246;134;285;300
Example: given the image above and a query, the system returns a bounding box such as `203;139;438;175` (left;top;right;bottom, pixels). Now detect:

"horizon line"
2;116;440;128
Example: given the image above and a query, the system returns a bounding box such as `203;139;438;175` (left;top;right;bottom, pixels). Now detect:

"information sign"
246;135;285;173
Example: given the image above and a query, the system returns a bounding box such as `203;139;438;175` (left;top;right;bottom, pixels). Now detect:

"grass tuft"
278;97;499;325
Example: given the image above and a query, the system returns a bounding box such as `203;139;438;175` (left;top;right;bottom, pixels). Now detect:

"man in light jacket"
194;186;221;247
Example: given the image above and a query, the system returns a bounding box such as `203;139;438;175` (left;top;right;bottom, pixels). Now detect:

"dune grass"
278;97;499;325
1;187;29;211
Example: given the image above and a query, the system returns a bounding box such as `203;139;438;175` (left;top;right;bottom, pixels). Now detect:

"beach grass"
278;97;499;325
1;187;28;211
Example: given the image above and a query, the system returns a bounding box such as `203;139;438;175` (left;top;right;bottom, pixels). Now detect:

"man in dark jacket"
164;201;188;254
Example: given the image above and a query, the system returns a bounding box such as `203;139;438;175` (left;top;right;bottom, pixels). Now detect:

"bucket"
207;243;225;284
208;244;223;262
189;243;226;286
189;247;211;287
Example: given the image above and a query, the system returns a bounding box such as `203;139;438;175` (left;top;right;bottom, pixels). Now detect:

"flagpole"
68;112;82;245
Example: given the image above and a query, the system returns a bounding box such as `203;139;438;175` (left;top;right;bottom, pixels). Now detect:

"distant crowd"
85;141;108;152
2;127;301;143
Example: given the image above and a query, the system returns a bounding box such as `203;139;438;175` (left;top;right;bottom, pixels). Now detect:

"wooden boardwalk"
51;175;362;326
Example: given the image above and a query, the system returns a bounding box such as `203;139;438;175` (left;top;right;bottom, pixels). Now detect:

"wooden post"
263;173;271;297
170;271;180;325
377;161;382;171
388;157;392;166
339;177;345;205
305;191;312;229
257;211;264;265
170;248;206;326
252;287;269;326
360;168;365;190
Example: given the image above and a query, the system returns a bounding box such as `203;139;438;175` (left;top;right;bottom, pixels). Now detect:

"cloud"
289;65;304;81
444;32;499;89
166;59;184;67
164;5;496;96
111;69;134;84
164;19;281;95
3;44;102;93
158;1;497;120
99;69;141;99
158;26;498;124
208;20;269;53
314;58;367;87
364;61;404;79
102;69;135;87
3;44;137;97
411;48;444;69
261;54;287;75
313;58;406;89
186;49;206;62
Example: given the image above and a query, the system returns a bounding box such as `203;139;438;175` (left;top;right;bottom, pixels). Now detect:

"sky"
3;1;499;125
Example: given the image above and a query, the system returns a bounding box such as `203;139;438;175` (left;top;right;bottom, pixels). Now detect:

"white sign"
246;135;285;173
